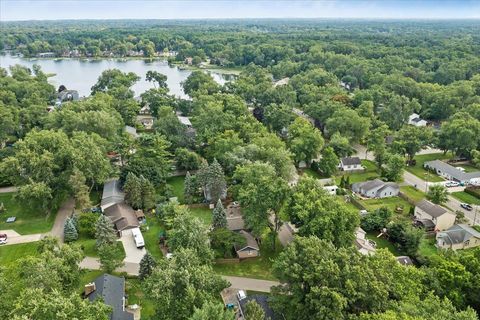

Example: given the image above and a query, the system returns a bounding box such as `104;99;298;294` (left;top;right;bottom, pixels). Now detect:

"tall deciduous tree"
189;302;234;320
318;146;339;177
382;153;405;182
287;117;324;166
393;126;432;164
427;184;448;205
69;169;91;209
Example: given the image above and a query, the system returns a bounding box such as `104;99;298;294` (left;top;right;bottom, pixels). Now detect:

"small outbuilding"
339;157;363;172
234;230;260;259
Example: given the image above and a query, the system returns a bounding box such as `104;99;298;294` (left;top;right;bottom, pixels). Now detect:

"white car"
445;181;460;188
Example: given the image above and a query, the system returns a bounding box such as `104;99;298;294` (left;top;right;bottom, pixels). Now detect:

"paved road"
48;197;75;241
0;186;18;193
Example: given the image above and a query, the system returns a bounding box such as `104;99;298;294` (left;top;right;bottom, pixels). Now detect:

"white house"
339;157;363;172
408;113;427;127
351;179;399;198
414;199;456;231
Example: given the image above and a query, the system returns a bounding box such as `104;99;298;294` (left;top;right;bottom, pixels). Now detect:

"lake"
0;54;235;98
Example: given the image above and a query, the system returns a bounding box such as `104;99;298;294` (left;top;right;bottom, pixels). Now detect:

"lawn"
166;176;185;203
0;192;57;235
0;242;40;265
212;239;282;281
125;278;156;319
89;188;102;206
142;219;165;260
406;153;452;182
334;160;380;185
75;236;126;259
359;196;412;214
366;232;402;256
300;168;328;179
417;237;438;258
189;206;213;226
451;191;480;205
400;186;426;203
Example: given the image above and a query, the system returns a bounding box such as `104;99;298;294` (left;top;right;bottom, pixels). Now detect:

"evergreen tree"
245;300;266;320
140;175;156;210
63;217;78;242
139;252;158;280
345;176;351;187
124;172;142;208
184;171;197;204
95;214;117;248
206;159;226;203
340;176;346;188
212;199;227;230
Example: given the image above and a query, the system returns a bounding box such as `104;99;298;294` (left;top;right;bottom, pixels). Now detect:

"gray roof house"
436;224;480;250
396;256;414;266
352;179;399;198
103;203;140;235
414;199;456;231
234;230;260;259
424;160;480;183
101;179;125;210
86;274;134;320
339;157;363;171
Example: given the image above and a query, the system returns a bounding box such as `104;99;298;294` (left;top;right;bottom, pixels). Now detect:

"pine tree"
95;214;117;248
63;217;78;242
124;172;142;209
207;159;226;203
212;199;227;229
184;171;196;204
244;300;266;320
140;175;156;210
139;252;157;280
340;176;345;188
345;176;351;188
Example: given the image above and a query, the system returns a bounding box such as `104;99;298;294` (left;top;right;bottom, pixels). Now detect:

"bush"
465;186;480;199
78;212;98;237
361;208;392;232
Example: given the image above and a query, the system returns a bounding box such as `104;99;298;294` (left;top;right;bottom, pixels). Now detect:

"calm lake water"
0;54;234;98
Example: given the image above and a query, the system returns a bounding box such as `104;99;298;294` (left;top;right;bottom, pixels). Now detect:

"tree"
91;69;139;94
436;112;480;157
189;302;234;320
212;199;227;230
318;147;339;177
77;212;97;237
245;300;267;320
63;217;78;242
95;214;117;248
393;126;432;164
15;181;52;213
175;148;202;171
154;106;192;148
263;103;293;132
182;71;219;96
98;243;124;273
287;117;324;166
139;252;157;281
328;132;355;158
271;237;424;320
144;249;229;320
234;162;289;249
69;169;91;209
184;171;198;204
325;108;370;143
382;153;405;182
361;208;393;232
367;124;390;168
168;212;214;264
427;184;448;205
199;159;226;203
146;70;168;88
209;227;246;258
387;220;423;256
124;173;156;210
286;176;359;248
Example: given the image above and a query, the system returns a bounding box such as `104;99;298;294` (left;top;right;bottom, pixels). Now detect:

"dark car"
461;203;473;211
0;233;7;245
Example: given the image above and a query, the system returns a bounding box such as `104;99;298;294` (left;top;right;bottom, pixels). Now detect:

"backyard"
406;153;452;182
334;160;380;185
76;236;126;259
189;205;213;226
0;192;57;235
142;218;165;260
365;232;402;256
0;242;40;265
359;196;412;214
166;176;185;203
400;186;426;203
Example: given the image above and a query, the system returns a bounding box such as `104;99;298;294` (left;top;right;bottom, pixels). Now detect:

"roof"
103;203;140;231
177;115;192;126
341;157;361;166
396;256;414;266
352;179;399;194
124;125;139;138
87;274;134;320
234;230;259;252
226;205;245;231
101;179;125;209
416;199;448;218
437;224;480;245
239;295;276;320
424;160;480;181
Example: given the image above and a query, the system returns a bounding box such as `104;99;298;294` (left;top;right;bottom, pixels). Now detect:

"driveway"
48;197;75;241
0;229;42;246
120;229;146;264
223;276;279;293
0;186;18;193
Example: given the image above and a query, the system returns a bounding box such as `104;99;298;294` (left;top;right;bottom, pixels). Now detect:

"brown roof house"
414;199;455;231
103;203;140;236
234;230;260;259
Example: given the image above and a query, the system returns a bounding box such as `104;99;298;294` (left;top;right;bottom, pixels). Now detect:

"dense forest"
1;20;480;320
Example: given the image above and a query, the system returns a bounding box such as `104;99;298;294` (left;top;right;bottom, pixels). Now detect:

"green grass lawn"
142;219;165;260
400;186;426;203
417;237;438;258
456;164;480;173
334;160;380;185
359;196;412;214
406;153;452;182
366;232;402;256
451;191;480;205
0;242;40;265
212;239;282;281
189;206;213;226
75;236;125;259
301;168;329;179
166;176;185;203
89;188;102;206
125;278;156;319
0;192;57;235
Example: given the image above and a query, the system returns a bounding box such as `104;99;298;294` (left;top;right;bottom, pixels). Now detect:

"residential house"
177;114;196;137
355;227;376;255
226;204;245;231
408;113;427;127
414;199;456;231
352;179;399;198
424;160;480;184
101;179;125;211
85;274;135;320
322;185;338;195
55;89;79;107
103;203;140;236
234;230;260;259
238;295;277;320
339;157;363;172
436;224;480;250
273;77;290;87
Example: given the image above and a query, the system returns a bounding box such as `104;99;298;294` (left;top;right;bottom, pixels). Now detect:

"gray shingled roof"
103;203;139;231
87;274;134;320
416;199;448;218
234;230;259;252
341;157;361;166
101;179;125;209
437;224;480;245
424;160;480;181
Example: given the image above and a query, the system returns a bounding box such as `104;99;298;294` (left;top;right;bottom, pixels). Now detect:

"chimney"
84;282;96;297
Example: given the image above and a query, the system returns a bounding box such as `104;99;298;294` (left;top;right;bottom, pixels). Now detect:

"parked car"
0;234;7;245
237;290;247;301
460;203;473;211
445;181;460;188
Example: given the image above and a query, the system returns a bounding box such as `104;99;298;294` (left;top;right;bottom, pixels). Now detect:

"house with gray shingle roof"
352;179;399;198
339;157;363;172
424;160;480;184
436;224;480;250
414;199;456;231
